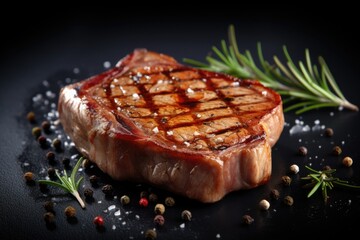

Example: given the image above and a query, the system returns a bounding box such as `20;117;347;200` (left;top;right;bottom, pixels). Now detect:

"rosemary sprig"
39;157;85;208
301;165;360;203
184;25;358;114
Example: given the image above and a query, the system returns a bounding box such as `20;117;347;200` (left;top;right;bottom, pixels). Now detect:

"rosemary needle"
39;157;85;208
184;25;358;114
301;165;360;203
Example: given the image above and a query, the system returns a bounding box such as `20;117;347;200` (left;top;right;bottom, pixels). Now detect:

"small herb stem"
72;190;85;209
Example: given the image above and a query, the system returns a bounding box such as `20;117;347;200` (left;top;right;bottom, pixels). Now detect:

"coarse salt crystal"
112;225;116;230
132;93;140;100
152;127;159;134
167;130;173;136
184;141;190;147
231;82;240;86
122;221;126;226
135;215;140;220
114;210;121;216
186;88;194;93
103;61;111;69
216;234;221;238
73;68;80;74
180;223;185;228
193;131;200;136
196;114;202;118
108;205;116;211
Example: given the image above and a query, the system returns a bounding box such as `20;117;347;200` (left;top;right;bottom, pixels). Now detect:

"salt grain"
216;234;221;238
114;210;121;216
152;127;159;134
132;93;140;100
180;223;185;228
112;225;116;230
103;61;111;69
73;68;80;74
167;130;173;136
135;215;140;220
122;221;126;226
108;205;116;211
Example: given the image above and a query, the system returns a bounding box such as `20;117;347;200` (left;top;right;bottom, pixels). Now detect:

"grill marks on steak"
59;49;284;203
86;64;277;152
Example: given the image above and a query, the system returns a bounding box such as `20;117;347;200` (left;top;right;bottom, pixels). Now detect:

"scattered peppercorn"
46;151;55;161
139;197;149;207
270;189;280;200
38;135;47;146
44;212;55;223
289;164;299;174
342;156;353;167
84;188;94;198
323;165;332;171
283;195;294;206
332;146;342;156
154;204;165;215
32;127;42;139
242;214;254;225
281;176;291;186
154;215;165;226
140;191;148;199
144;229;157;240
64;206;76;218
149;193;158;203
82;158;92;169
281;175;292;186
27;111;36;123
43;201;54;212
24;172;34;182
120;195;131;205
324;128;334;137
102;184;113;196
93;215;104;227
62;157;70;167
259;199;270;210
181;210;192;221
47;167;56;177
89;175;99;184
164;197;175;207
41;121;51;133
52;138;62;150
298;146;308;156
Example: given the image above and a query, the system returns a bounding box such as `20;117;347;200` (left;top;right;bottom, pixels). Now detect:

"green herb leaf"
302;165;360;203
184;25;358;113
39;157;85;208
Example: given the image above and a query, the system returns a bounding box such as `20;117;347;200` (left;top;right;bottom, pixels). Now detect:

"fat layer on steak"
58;49;284;203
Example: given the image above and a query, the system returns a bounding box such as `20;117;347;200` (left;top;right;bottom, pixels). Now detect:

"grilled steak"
58;49;284;203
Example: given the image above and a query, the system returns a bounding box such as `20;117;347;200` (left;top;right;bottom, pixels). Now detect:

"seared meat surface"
58;49;284;202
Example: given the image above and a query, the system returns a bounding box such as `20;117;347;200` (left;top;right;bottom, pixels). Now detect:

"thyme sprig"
184;25;358;114
302;165;360;203
39;157;85;208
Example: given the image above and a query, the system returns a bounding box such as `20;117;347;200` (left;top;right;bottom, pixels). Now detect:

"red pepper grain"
93;216;104;227
139;197;148;207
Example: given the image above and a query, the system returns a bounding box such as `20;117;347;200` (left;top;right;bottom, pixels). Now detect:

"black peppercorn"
84;188;94;198
89;175;98;184
27;111;36;123
46;151;55;161
32;127;42;139
281;175;292;186
332;146;342;156
41;121;51;133
149;193;158;203
324;128;334;137
164;197;175;207
47;167;56;177
24;172;34;182
52;138;62;150
144;229;157;240
64;206;76;218
44;212;55;223
181;210;192;221
62;157;70;167
242;214;254;225
38;135;47;146
102;184;113;196
298;146;308;156
270;189;280;200
140;190;148;199
154;215;165;226
43;201;54;212
283;195;294;206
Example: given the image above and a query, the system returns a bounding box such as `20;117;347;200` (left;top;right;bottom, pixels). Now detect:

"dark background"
1;4;360;240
